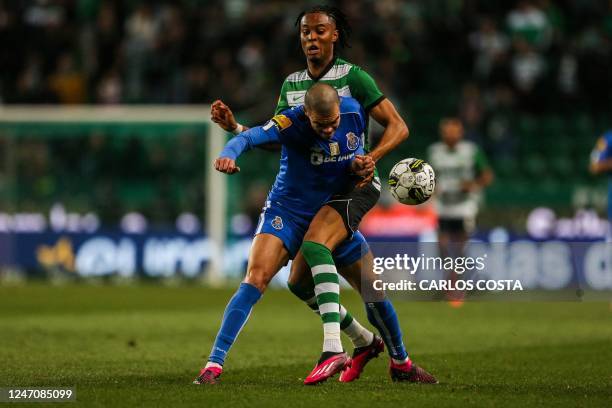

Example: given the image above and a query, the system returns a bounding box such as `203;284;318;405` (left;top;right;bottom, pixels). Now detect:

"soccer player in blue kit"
590;130;612;237
195;84;436;385
205;5;437;387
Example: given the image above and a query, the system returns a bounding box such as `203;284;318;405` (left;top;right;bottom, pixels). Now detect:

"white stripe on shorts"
254;200;271;235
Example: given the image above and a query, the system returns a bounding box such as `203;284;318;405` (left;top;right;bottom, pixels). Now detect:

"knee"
287;280;315;301
287;263;314;288
244;265;273;292
287;264;304;287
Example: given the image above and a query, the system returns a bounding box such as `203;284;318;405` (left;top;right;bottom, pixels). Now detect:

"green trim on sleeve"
275;81;290;115
474;146;490;174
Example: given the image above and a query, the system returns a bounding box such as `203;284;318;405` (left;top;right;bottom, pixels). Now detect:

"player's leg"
287;251;375;349
339;250;408;361
336;239;437;383
300;205;352;384
327;233;384;382
194;223;291;385
301;182;380;384
302;205;349;351
438;218;470;303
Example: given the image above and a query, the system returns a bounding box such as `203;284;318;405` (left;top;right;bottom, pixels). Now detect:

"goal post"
0;105;227;283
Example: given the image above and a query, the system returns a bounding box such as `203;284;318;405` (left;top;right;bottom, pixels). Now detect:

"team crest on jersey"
271;216;283;230
329;142;340;156
346;132;359;151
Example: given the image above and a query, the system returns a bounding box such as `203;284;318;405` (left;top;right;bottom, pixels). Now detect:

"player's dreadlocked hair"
295;5;352;50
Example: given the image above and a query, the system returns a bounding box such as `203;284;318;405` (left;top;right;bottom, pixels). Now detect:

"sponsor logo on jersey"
329;142;340;156
271;114;292;130
286;86;351;106
311;147;354;166
271;216;283;230
286;91;306;106
346;132;359;151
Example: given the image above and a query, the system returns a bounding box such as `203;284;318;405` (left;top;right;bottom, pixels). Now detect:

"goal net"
0;105;228;282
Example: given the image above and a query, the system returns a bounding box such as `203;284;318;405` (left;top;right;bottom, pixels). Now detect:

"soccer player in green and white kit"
204;5;436;385
427;118;494;303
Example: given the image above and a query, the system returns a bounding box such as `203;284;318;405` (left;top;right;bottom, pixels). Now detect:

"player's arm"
214;124;281;174
463;147;494;192
211;100;246;133
367;99;409;163
210;100;281;151
348;67;408;163
589;136;612;174
467;168;494;192
591;159;612;174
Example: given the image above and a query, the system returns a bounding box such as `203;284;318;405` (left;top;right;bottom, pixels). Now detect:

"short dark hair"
295;5;352;50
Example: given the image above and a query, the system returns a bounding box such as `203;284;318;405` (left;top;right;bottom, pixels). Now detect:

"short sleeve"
347;66;385;111
266;107;304;146
275;80;290;115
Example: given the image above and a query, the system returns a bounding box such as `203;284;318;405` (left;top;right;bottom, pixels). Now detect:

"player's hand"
352;155;375;187
211;100;238;132
351;155;375;176
460;180;479;192
356;172;374;188
214;157;240;174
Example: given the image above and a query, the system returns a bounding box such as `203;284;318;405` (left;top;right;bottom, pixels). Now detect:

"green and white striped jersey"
427;140;489;220
275;57;385;151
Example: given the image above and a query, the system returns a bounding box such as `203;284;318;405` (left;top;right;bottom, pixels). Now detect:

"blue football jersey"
592;131;612;170
220;97;367;218
592;130;612;219
269;97;366;217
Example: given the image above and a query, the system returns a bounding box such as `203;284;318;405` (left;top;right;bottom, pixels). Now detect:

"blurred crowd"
1;0;612;226
1;0;611;115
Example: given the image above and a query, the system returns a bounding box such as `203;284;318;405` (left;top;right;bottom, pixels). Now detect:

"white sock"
339;305;374;348
322;325;343;353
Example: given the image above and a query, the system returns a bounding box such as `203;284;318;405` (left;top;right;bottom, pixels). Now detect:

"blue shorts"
255;201;368;267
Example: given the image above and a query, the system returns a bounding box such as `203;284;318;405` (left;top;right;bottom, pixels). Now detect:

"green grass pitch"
0;285;610;407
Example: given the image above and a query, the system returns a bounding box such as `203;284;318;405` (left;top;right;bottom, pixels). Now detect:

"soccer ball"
388;158;435;205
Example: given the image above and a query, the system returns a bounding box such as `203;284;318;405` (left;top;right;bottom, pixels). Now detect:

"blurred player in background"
428;118;494;302
590;130;612;239
209;5;436;385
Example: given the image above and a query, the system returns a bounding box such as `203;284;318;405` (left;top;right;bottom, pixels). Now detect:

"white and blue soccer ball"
388;158;435;205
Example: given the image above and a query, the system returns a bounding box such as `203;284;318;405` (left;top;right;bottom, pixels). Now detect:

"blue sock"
208;282;262;366
365;299;409;362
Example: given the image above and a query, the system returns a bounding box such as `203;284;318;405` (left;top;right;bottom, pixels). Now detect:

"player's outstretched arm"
367;99;409;163
214;124;282;174
589;135;612;174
